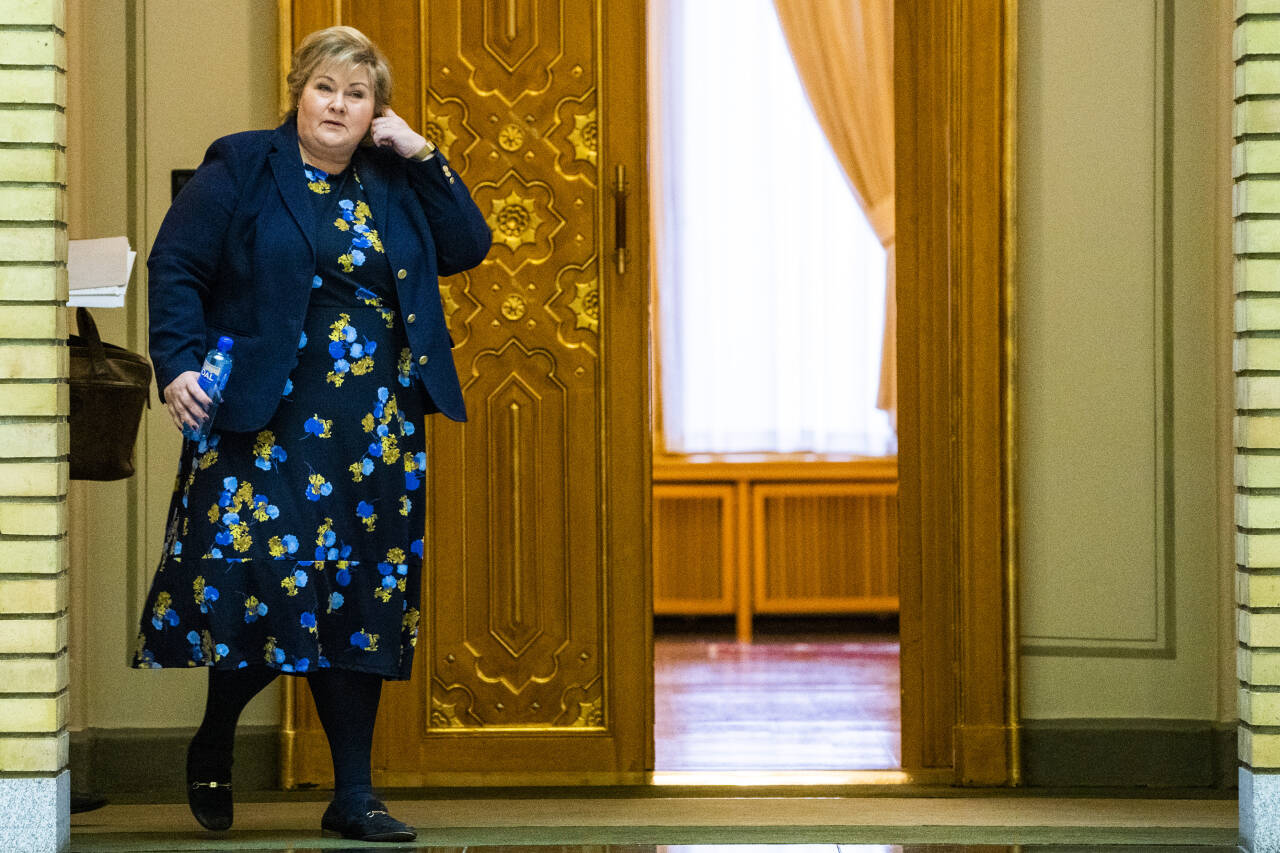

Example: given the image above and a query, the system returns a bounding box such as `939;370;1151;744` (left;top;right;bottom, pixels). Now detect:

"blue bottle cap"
217;336;234;352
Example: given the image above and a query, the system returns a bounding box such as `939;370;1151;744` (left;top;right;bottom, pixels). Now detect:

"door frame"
274;0;1021;787
896;0;1020;785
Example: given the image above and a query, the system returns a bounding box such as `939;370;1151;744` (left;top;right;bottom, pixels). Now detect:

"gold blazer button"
406;313;416;324
397;269;407;279
418;355;429;366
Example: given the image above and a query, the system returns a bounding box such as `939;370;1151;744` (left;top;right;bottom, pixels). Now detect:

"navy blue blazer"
148;116;490;432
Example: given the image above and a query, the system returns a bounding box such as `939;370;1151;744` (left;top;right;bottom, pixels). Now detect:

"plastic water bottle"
183;336;234;443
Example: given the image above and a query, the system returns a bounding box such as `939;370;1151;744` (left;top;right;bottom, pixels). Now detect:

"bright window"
651;0;895;456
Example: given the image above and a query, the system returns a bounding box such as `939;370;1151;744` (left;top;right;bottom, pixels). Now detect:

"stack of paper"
68;236;136;308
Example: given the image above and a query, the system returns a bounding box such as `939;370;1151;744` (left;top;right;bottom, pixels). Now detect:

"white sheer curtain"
651;0;895;456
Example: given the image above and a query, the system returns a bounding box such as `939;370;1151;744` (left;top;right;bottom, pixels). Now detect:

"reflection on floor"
654;618;900;770
69;794;1238;850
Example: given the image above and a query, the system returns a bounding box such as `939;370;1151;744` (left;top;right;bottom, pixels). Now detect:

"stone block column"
0;0;71;850
1238;2;1280;852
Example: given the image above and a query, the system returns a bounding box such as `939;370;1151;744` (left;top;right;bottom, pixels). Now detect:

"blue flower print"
305;472;333;501
187;630;204;662
326;313;376;387
312;275;323;289
253;430;287;471
215;643;229;659
304;164;331;194
356;500;377;532
300;611;317;634
350;630;379;651
244;596;268;623
283;377;293;396
151;591;180;630
328;591;345;611
299;331;308;350
303;415;333;439
281;568;309;597
411;539;424;559
335;567;351;587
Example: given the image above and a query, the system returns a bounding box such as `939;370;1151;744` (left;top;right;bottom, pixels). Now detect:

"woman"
133;26;489;842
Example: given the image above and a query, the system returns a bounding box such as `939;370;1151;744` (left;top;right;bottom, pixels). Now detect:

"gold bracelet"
411;141;437;161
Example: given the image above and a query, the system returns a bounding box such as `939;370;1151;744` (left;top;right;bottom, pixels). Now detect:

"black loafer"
320;796;416;842
186;742;233;831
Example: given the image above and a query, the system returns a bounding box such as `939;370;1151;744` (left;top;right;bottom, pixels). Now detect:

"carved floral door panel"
282;0;651;783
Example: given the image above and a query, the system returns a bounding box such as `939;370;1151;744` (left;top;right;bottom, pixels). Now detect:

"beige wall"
1016;0;1236;721
66;0;279;732
69;0;1239;737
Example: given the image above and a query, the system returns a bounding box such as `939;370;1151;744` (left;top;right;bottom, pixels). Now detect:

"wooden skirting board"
653;454;899;642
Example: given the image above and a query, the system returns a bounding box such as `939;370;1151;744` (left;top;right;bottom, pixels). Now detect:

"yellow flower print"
154;591;172;619
355;201;371;220
403;607;420;642
264;636;281;665
351;629;379;652
197;449;219;469
230;522;252;553
333;217;350;231
193;576;206;604
381;434;400;465
207;504;221;524
399;495;411;516
373;586;393;603
338;253;355;273
362;413;376;433
315;517;334;547
281;575;298;596
268;535;286;558
308;179;330;194
253;430;276;463
350;356;374;376
329;314;352;342
386;547;405;563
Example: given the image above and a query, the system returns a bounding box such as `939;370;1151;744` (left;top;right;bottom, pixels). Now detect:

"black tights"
193;666;384;801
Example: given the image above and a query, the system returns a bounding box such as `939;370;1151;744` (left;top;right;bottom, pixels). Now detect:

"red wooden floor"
653;622;901;770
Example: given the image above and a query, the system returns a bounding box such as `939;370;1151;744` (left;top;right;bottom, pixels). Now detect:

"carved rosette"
568;110;598;165
487;190;544;251
501;294;527;320
498;123;526;151
567;278;598;333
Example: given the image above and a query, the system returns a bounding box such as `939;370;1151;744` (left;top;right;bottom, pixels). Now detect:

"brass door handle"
613;163;629;275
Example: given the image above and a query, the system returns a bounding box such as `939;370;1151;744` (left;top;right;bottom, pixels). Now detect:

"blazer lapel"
268;118;318;258
355;146;391;245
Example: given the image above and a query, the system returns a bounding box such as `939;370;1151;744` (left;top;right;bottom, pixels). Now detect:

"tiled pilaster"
0;0;70;850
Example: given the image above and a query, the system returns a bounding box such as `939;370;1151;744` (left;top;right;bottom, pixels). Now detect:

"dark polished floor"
70;620;1238;850
654;617;900;771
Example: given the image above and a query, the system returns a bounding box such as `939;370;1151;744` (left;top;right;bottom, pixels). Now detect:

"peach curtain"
773;0;896;422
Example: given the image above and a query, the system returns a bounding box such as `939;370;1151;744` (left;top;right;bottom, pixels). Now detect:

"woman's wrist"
410;140;437;161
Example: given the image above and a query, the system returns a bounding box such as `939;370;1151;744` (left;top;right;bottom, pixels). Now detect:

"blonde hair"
286;26;392;116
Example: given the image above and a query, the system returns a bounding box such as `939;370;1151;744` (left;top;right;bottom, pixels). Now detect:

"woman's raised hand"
163;370;213;433
370;108;429;159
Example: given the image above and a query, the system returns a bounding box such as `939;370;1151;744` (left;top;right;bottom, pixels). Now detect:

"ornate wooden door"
281;0;651;784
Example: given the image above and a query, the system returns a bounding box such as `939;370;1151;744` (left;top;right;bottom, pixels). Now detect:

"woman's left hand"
370;108;429;159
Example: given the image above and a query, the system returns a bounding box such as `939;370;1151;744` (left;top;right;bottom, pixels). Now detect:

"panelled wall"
1236;2;1280;847
0;0;71;848
653;457;897;642
1016;0;1234;763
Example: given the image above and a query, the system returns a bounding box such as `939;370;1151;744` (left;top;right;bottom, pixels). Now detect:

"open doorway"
646;0;901;773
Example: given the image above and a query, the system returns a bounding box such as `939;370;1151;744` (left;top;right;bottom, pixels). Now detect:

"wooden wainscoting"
653;455;898;641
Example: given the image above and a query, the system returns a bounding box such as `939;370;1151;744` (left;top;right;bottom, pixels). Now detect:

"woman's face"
295;62;376;166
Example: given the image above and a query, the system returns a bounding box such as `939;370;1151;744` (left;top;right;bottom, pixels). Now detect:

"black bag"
68;307;152;481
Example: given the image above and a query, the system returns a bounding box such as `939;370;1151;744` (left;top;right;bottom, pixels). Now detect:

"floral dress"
133;163;428;680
